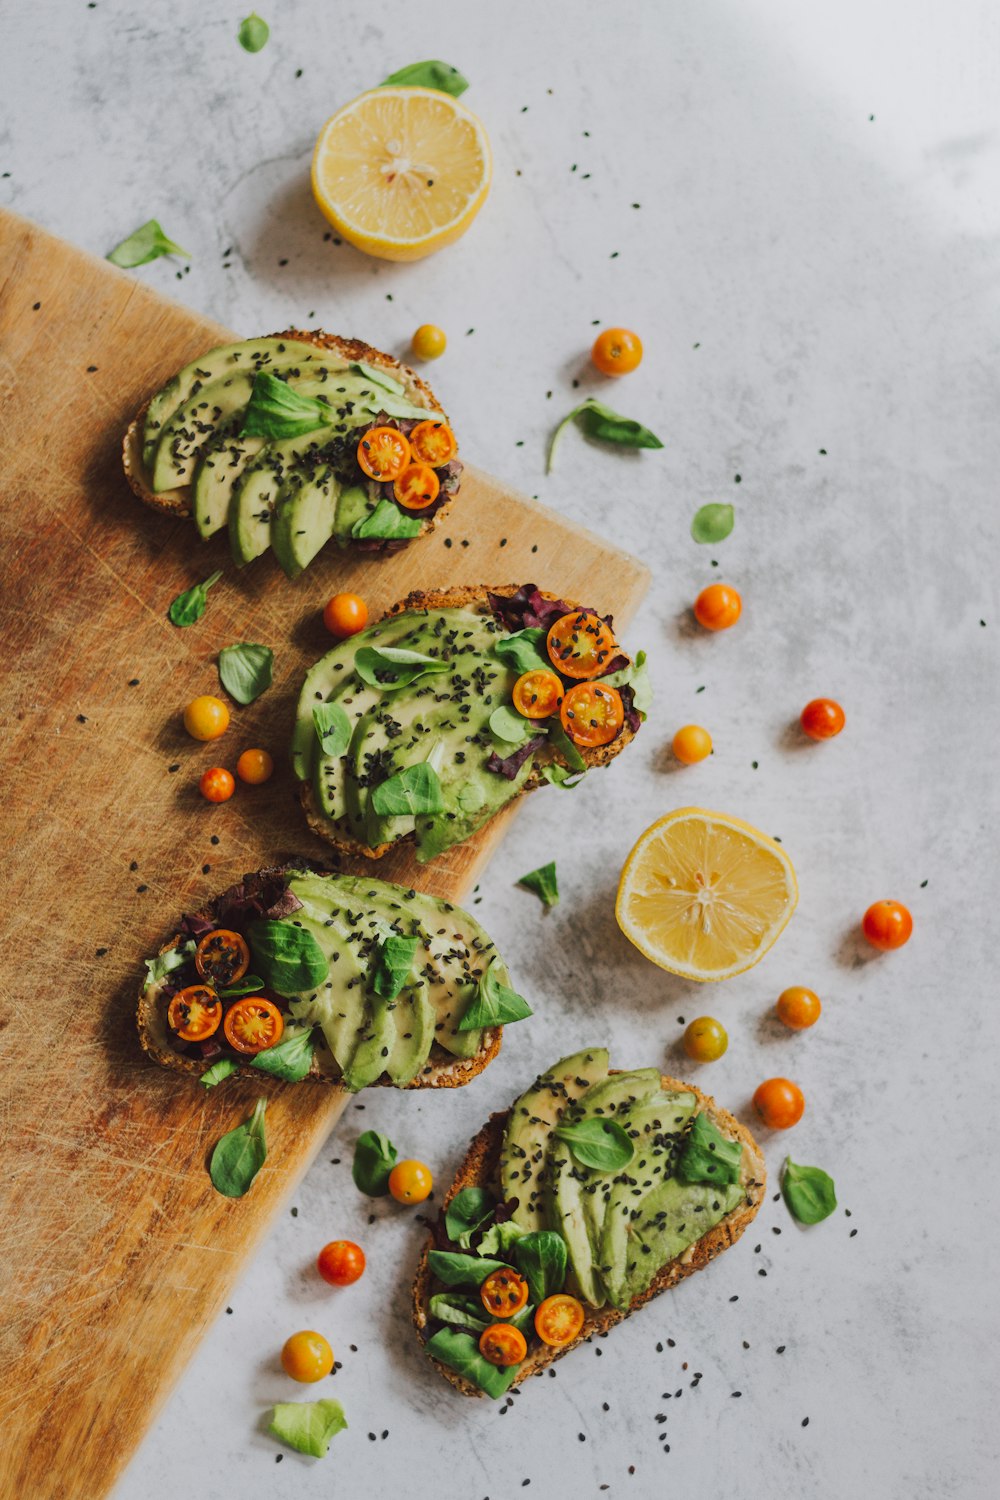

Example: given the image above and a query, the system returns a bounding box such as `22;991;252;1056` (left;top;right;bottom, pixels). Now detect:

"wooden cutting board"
0;208;649;1500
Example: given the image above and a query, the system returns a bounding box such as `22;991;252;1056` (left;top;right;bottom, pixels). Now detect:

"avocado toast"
412;1049;765;1397
123;329;462;575
137;865;530;1092
293;583;650;863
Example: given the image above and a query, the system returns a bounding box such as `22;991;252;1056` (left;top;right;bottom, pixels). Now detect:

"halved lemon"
616;808;798;982
311;87;492;262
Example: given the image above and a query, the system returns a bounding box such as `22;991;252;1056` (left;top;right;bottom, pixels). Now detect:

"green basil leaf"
548;397;664;472
241;371;331;439
209;1097;267;1197
268;1398;347;1458
237;12;270;52
676;1112;743;1186
426;1250;514;1288
691;503;735;544
493;627;550;675
167;570;223;627
218;641;274;705
444;1186;496;1249
351;499;422;541
554;1117;635;1172
517;861;559;908
217;974;265;999
142;940;195;987
371;933;419;1000
428;1292;492;1334
313;701;352;757
477;1219;528;1257
248;919;328;993
352;1130;398;1196
380;60;469;97
489;704;538;743
355;645;450;691
782;1158;837;1225
542;763;585;789
424;1327;520;1399
456;958;532;1033
547;719;587;772
107;219;189;269
200;1057;238;1089
603;648;652;717
251;1026;315;1083
512;1230;568;1305
371;762;445;817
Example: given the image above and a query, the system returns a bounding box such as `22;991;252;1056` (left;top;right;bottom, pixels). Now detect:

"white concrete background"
3;1;999;1496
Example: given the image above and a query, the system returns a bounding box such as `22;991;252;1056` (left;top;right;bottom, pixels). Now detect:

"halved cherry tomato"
317;1240;366;1286
480;1268;529;1317
356;426;411;481
512;669;564;719
388;1159;433;1204
281;1330;333;1383
591;327;643;376
801;698;845;740
223;997;284;1055
862;900;912;951
479;1323;528;1367
199;767;235;803
534;1293;585;1347
408;419;457;468
393;463;440;511
560;682;625;748
753;1077;805;1129
167;985;222;1042
323;592;368;638
694;583;742;632
776;986;822;1030
195;929;250;986
546;610;620;680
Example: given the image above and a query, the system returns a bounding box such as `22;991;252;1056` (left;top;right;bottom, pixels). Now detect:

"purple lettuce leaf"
486;734;547;781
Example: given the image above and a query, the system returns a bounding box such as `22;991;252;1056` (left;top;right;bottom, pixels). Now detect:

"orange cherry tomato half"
693;583;742;632
480;1268;529;1318
511;669;564;719
862;900;913;951
393;463;440;511
775;986;822;1030
167;985;222;1042
317;1240;366;1286
223;997;284;1055
199;766;235;803
560;682;625;749
195;929;250;986
408;419;457;468
387;1160;433;1204
753;1077;805;1130
546;609;620;680
323;592;368;638
479;1323;528;1367
801;698;845;740
236;748;274;785
356;426;411;481
534;1293;585;1348
281;1330;334;1383
591;327;643;376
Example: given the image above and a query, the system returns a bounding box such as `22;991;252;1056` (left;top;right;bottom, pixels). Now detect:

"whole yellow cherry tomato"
672;724;712;764
388;1159;433;1204
683;1016;728;1062
236;748;273;784
411;324;447;360
184;695;230;741
281;1330;334;1383
591;327;643;376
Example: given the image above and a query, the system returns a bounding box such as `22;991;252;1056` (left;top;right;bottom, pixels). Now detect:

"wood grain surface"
0;208;649;1500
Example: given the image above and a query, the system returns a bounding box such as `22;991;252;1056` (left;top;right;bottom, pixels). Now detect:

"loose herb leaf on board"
209;1097;268;1197
107;220;190;268
237;12;270;53
167;571;223;627
517;861;559;907
691;503;735;544
218;642;274;704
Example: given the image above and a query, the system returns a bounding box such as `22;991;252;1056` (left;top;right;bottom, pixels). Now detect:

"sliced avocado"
283;907;371;1081
332;483;372;545
271;464;341;578
291;614;411;783
500;1048;610;1231
622;1175;744;1305
227;433;332;566
191;422;264;539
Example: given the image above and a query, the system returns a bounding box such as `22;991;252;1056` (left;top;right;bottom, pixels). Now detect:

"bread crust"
300;584;640;860
122;328;456;544
411;1073;766;1396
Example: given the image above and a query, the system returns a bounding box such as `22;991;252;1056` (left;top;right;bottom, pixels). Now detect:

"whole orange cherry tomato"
560;682;625;748
512;669;564;719
236;748;274;785
801;698;845;740
776;987;822;1030
411;324;447;360
534;1294;585;1347
683;1016;728;1062
195;929;250;986
356;426;411;481
408;419;457;468
317;1240;366;1286
479;1323;528;1367
393;463;440;510
223;997;284;1055
167;985;222;1042
388;1160;433;1204
862;901;912;951
184;695;230;741
323;592;368;638
546;609;619;679
591;327;643;376
672;724;712;764
199;767;235;803
753;1077;805;1129
480;1268;529;1317
694;584;742;632
281;1330;334;1383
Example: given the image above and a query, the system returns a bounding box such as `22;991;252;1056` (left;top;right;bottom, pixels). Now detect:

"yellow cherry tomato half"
862;900;913;951
480;1268;529;1318
683;1016;728;1062
753;1077;805;1130
512;669;564;719
408;419;457;468
560;682;625;749
591;326;643;376
167;985;222;1043
534;1294;585;1348
388;1159;433;1204
281;1330;334;1383
236;748;274;785
672;724;712;764
479;1323;528;1367
411;324;447;360
184;695;230;741
776;986;822;1030
323;592;369;638
393;463;440;511
693;584;742;632
546;609;620;679
199;766;235;803
356;426;411;481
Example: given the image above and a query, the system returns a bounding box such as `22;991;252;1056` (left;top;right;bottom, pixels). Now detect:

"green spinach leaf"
489;704;537;743
312;701;352;758
676;1112;743;1186
200;1057;239;1089
248;919;328;993
142;940;195;987
548;397;664;472
782;1158;837;1224
456;959;532;1032
426;1250;513;1288
251;1026;315;1082
218;641;273;705
380;60;469;97
217;975;265;999
493;627;550;675
547;719;587;772
371;933;419;999
371;762;445;816
237;12;270;52
108;220;189;268
424;1327;520;1399
554;1117;634;1171
428;1292;491;1335
241;371;330;439
512;1230;568;1304
351;499;422;541
268;1398;346;1458
517;861;559;907
209;1097;267;1197
352;1130;397;1196
355;645;449;691
167;570;223;627
691;503;735;544
444;1186;495;1248
477;1219;527;1256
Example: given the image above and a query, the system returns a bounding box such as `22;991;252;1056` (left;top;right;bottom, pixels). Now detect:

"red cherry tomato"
199;767;235;803
317;1240;366;1286
862;901;913;951
801;698;845;740
323;592;368;638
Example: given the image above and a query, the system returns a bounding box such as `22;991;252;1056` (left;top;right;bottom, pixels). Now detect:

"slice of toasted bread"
301;583;640;860
412;1074;766;1395
122;328;456;545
